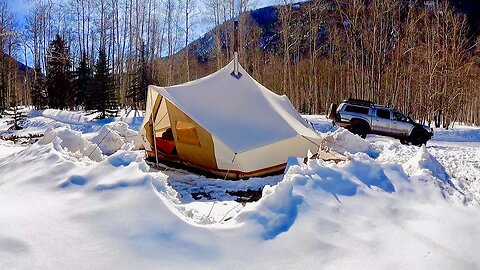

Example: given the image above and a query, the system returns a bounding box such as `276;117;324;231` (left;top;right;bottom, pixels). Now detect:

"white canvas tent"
138;60;322;179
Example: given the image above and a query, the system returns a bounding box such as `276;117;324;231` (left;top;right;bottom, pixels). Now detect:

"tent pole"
233;20;239;76
234;52;239;75
150;89;160;168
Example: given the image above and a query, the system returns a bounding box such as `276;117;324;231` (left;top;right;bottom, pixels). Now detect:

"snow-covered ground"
1;110;480;269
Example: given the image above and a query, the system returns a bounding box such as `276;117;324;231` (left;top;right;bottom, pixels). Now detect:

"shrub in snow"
39;127;103;162
90;122;141;155
321;128;378;157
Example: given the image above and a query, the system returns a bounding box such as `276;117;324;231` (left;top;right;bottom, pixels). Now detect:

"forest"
0;0;479;127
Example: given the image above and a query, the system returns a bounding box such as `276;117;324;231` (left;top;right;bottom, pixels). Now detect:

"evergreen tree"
46;34;72;109
0;71;6;114
0;55;7;114
72;53;92;109
91;48;116;118
128;43;152;109
30;64;46;109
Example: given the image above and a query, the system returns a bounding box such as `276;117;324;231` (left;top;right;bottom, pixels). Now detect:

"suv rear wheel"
349;119;370;139
351;126;368;139
410;130;428;146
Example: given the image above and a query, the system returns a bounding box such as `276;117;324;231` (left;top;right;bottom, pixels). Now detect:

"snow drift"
39;127;104;162
404;145;450;182
39;109;92;124
91;122;142;155
2;121;480;269
321;128;379;157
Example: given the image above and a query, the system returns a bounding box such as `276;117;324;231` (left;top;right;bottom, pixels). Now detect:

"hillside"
164;0;480;126
0;53;34;110
451;0;480;34
185;0;480;65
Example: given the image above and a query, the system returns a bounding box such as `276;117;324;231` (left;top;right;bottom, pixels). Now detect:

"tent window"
175;121;201;146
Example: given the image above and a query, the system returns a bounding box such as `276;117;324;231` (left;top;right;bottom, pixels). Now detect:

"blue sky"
5;0;285;64
6;0;283;26
7;0;29;25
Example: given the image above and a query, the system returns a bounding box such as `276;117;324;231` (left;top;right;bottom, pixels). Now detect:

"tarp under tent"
138;60;322;179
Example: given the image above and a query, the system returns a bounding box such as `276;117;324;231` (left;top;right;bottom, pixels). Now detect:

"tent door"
154;128;178;156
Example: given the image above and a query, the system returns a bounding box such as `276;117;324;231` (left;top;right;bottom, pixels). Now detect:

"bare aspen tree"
1;0;477;125
278;0;293;97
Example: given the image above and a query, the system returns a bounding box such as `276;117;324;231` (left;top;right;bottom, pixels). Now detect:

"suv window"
344;105;369;115
376;109;390;119
392;112;408;122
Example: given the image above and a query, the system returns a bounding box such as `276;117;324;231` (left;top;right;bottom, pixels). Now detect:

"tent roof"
150;61;320;153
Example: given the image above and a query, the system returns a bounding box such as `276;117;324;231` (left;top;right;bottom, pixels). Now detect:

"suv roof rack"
344;98;375;107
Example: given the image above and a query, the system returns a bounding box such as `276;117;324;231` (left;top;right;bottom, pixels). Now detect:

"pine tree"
46;34;72;109
0;71;6;114
0;55;7;114
72;53;92;109
30;64;46;109
91;48;116;118
128;43;152;109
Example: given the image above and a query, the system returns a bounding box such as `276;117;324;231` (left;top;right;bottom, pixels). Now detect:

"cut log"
317;150;347;164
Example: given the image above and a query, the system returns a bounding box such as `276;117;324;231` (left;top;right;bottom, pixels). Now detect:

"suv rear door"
391;111;412;136
372;108;391;135
341;104;371;122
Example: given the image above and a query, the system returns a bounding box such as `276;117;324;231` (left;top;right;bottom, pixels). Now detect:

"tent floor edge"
145;152;285;180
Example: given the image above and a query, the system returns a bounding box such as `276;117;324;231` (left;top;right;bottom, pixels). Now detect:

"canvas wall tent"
138;60;322;179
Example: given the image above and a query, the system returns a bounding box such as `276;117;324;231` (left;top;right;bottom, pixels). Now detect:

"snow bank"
236;176;303;239
433;126;480;143
400;146;469;204
118;109;144;131
58;144;169;192
2;117;480;269
0;140;25;159
90;122;141;155
321;128;379;157
303;115;335;133
404;145;450;182
14;110;101;136
39;109;91;124
236;154;399;240
39;127;103;162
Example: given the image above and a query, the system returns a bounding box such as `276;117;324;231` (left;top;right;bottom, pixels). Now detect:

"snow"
303;114;336;133
0;140;25;159
1;110;480;269
433;125;480;143
1;109;144;139
38;109;96;124
118;109;144;131
321;127;379;157
39;127;104;162
404;145;450;182
90;122;141;155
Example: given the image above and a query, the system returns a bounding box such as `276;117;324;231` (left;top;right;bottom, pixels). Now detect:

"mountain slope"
183;0;480;65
